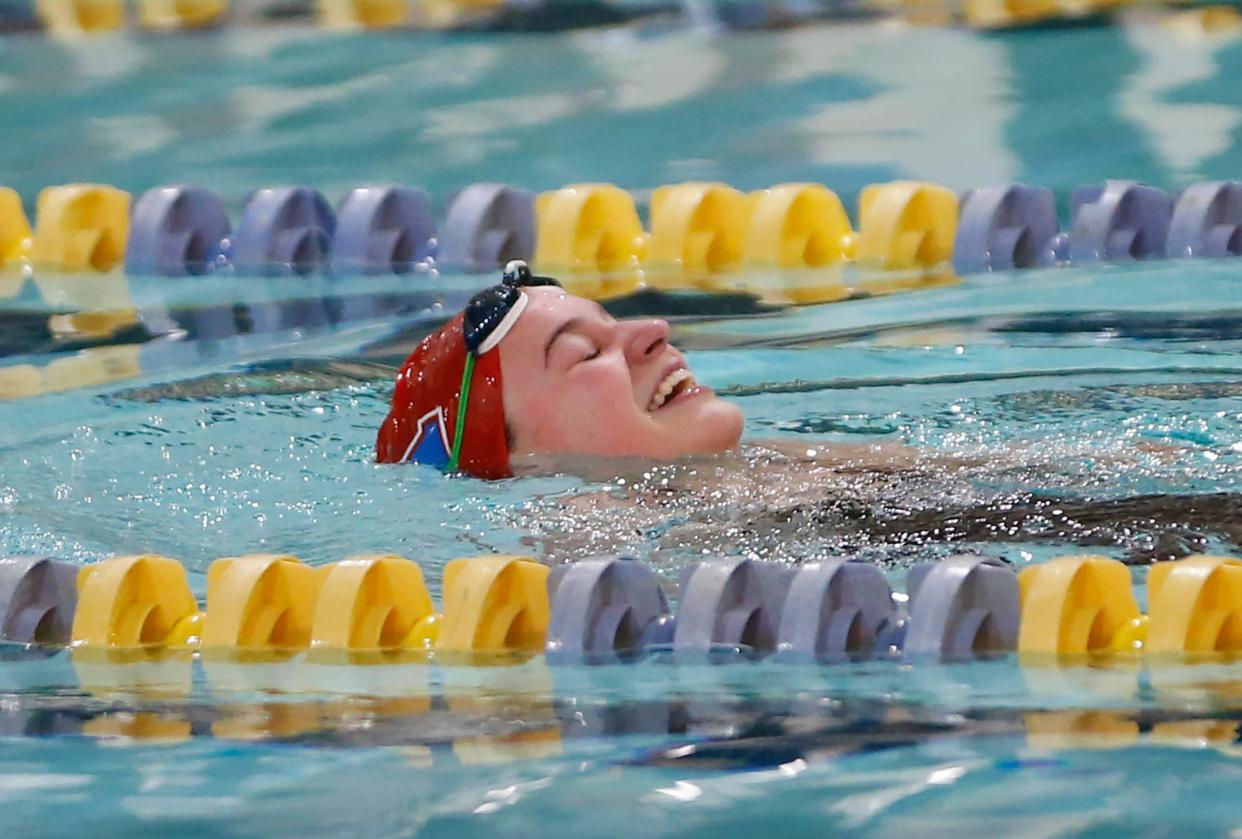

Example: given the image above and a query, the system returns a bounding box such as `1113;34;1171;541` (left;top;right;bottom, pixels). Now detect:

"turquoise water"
3;14;1242;838
4;16;1242;208
2;259;1241;836
2;262;1240;574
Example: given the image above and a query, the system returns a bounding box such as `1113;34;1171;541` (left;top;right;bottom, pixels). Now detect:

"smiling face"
498;287;744;463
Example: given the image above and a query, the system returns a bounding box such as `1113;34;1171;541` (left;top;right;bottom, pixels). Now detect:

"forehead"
502;286;606;345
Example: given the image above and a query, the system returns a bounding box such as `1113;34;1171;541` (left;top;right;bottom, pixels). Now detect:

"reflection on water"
2;17;1242;208
11;644;1242;745
8;647;1242;834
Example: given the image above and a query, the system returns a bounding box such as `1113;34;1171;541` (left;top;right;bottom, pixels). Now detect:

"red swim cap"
375;312;511;479
376;261;559;479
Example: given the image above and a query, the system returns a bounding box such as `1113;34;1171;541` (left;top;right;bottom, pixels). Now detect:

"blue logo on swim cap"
404;408;451;469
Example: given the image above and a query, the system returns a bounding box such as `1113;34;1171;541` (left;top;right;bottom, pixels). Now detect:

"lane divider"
312;553;438;651
333;186;436;276
1018;555;1144;656
0;187;32;264
436;555;548;653
29;184;131;272
24;0;1147;37
30;0;509;35
4;177;1238;298
125;185;231;276
1146;555;1242;654
71;553;201;648
201;553;319;650
6;551;1242;665
0;556;77;644
1018;554;1242;658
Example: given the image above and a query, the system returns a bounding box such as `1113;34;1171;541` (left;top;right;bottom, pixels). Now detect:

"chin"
671;398;745;455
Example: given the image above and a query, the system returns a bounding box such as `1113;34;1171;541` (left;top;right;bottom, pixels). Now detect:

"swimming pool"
4;12;1242;838
3;257;1240;836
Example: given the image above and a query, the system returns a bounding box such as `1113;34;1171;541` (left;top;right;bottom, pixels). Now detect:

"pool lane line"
719;366;1242;397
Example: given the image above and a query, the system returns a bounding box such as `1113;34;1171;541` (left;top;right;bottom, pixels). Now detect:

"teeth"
648;368;696;412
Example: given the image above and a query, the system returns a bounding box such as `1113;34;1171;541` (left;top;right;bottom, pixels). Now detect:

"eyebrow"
544;317;583;367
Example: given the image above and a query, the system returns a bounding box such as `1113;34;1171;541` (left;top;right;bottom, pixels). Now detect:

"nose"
622;318;670;364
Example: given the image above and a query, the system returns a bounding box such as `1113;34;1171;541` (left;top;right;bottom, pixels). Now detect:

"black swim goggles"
446;260;561;470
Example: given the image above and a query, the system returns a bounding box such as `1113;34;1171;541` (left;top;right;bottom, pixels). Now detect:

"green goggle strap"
446;352;476;472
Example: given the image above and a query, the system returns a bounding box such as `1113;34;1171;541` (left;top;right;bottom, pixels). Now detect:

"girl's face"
498;287;745;462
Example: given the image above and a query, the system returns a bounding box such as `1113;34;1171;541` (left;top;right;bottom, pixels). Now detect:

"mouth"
647;367;700;412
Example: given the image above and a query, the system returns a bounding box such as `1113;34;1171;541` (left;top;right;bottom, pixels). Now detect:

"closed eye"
548;330;601;369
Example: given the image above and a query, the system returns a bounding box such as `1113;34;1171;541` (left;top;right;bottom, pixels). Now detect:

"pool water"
3;13;1242;838
2;258;1241;836
6;14;1242;207
3;262;1238;573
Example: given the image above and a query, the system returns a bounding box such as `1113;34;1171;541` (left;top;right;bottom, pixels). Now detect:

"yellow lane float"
856;180;958;272
318;0;407;29
202;554;321;651
138;0;229;28
30;184;131;272
534;183;646;298
647;182;750;284
744;182;855;270
311;553;439;652
36;0;126;35
1147;555;1242;657
0;187;31;265
72;554;202;649
1018;555;1143;656
437;555;550;654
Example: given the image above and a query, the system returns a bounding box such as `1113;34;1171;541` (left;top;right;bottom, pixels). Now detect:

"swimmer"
377;262;1240;566
376;259;915;478
376;260;747;477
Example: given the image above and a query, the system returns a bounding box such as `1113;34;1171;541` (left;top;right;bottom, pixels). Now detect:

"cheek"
521;367;649;453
